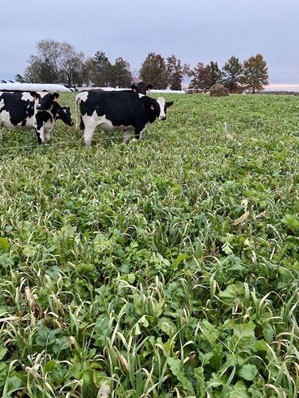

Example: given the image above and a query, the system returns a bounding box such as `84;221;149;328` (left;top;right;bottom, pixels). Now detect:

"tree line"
15;40;269;94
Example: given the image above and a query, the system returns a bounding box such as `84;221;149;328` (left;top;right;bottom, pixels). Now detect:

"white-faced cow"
75;90;173;146
0;91;72;144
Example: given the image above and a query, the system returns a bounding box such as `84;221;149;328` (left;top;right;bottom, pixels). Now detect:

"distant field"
0;93;299;397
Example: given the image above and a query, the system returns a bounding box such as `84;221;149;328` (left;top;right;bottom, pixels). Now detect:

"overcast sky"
1;0;298;84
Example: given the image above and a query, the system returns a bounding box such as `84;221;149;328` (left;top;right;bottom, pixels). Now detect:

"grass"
0;92;299;397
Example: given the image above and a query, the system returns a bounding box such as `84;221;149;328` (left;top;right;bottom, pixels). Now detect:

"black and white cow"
119;82;153;95
0;91;72;143
75;90;173;146
130;82;153;95
35;101;73;144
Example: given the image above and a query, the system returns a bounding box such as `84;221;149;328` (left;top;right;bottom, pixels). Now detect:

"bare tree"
24;40;85;87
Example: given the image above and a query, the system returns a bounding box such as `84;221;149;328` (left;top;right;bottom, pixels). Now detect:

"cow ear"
53;92;60;100
166;101;174;108
30;91;39;100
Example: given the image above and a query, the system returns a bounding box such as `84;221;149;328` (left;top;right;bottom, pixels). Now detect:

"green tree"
206;61;223;85
241;54;269;93
110;57;132;88
139;53;168;89
24;55;58;83
89;51;112;87
189;62;212;91
166;55;187;90
222;56;243;93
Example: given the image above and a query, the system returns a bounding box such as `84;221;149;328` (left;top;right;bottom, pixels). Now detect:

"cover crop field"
0;92;299;397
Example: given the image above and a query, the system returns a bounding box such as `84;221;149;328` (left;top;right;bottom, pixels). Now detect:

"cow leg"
44;128;52;142
123;129;134;144
39;126;45;143
35;129;42;145
134;125;144;140
82;117;97;146
35;119;46;144
83;127;95;147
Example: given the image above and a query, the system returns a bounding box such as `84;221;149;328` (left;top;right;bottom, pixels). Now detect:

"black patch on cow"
37;92;59;111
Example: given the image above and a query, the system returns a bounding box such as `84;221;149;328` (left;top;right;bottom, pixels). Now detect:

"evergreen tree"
206;61;223;85
110;57;132;88
90;51;112;87
222;56;243;93
166;55;185;90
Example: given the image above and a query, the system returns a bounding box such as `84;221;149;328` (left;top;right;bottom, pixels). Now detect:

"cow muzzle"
159;115;167;121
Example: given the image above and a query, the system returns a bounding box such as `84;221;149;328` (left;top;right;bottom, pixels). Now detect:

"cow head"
131;82;153;95
144;97;173;122
156;97;174;120
29;91;39;100
36;92;60;111
52;102;73;126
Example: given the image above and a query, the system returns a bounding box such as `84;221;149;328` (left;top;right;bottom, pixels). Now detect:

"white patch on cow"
138;93;145;98
44;118;55;141
0;109;12;128
82;110;134;146
76;91;89;103
21;92;35;102
157;97;166;120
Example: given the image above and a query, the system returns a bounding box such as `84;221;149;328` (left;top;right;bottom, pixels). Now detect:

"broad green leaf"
200;319;220;343
219;284;244;304
0;237;9;252
0;347;7;361
282;214;299;232
6;375;23;394
228;381;250;398
233;321;255;339
158;317;177;336
238;364;258;381
167;357;195;394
